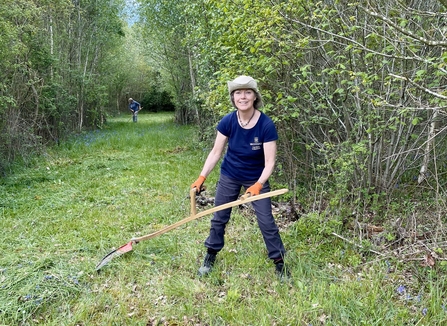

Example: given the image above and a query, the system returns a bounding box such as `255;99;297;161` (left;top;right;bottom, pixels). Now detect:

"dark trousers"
204;174;286;260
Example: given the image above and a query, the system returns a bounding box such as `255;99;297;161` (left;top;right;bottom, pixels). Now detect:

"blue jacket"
129;101;141;112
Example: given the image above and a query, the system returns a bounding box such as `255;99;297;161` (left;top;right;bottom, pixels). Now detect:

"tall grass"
1;113;446;325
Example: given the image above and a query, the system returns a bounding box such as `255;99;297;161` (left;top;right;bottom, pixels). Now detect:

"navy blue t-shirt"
217;110;278;181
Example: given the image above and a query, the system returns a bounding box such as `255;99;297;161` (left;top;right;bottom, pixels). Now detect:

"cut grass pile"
0;113;446;325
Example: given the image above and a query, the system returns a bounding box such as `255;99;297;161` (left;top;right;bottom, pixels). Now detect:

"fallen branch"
331;232;385;256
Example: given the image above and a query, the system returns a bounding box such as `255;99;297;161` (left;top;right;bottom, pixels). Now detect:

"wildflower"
70;277;79;285
422;308;428;316
396;285;406;295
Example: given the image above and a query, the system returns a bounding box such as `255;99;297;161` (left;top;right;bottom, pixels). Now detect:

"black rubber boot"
274;259;291;282
198;253;216;277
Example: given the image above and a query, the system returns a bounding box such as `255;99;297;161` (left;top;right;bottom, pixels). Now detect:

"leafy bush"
141;87;175;112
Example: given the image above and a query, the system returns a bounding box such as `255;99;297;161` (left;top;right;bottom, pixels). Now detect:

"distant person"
191;75;290;280
128;98;142;122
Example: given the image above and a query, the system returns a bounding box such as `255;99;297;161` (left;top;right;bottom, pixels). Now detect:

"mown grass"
1;112;446;325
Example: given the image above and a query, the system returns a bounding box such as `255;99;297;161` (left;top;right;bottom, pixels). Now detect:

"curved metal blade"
95;241;134;271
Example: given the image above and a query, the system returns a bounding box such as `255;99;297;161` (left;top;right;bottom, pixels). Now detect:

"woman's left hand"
245;182;263;196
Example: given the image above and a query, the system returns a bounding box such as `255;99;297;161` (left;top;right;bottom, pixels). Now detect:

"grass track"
1;113;446;325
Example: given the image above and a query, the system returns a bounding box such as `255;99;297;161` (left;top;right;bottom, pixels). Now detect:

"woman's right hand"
191;175;206;193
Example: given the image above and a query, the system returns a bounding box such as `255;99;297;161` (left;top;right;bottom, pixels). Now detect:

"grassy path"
0;113;445;325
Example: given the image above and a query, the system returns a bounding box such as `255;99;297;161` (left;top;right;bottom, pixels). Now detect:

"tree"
0;0;129;173
138;0;197;123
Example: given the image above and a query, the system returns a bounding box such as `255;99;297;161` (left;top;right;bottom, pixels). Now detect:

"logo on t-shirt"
250;137;262;150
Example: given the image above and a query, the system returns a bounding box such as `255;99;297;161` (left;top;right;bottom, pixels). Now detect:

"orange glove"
245;182;263;196
191;175;206;193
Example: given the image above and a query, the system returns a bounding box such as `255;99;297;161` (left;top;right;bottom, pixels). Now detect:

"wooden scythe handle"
190;187;197;216
131;188;289;243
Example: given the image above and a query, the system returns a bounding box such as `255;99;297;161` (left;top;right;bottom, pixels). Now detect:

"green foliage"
141;87;175;112
0;0;130;171
138;0;194;122
172;0;447;226
293;211;343;240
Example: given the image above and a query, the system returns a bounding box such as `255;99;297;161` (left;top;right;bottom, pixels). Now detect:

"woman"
191;75;289;279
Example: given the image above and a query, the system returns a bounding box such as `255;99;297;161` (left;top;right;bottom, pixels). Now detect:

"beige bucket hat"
227;75;263;109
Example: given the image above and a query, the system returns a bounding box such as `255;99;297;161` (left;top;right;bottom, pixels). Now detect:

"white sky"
124;0;140;25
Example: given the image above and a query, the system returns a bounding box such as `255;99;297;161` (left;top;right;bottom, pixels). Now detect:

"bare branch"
389;73;447;100
276;9;434;65
362;6;447;47
438;0;447;9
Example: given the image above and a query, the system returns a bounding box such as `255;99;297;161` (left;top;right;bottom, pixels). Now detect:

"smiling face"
232;89;257;111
